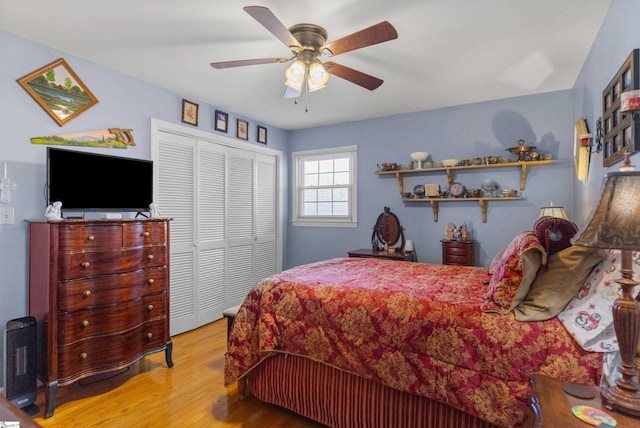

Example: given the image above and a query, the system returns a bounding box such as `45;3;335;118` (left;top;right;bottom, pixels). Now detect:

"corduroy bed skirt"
249;353;501;428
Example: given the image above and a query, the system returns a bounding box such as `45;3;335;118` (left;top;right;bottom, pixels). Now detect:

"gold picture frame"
17;58;99;126
181;99;199;126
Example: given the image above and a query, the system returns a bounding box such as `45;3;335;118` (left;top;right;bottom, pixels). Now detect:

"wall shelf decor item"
17;58;99;126
31;128;135;148
573;117;590;182
602;49;640;167
257;125;267;144
237;119;249;140
181;99;199;126
214;110;228;132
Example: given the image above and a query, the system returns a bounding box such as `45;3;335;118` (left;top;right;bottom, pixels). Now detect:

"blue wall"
287;91;575;268
572;0;640;224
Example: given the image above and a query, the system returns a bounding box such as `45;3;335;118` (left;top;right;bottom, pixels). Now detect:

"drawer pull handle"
146;254;154;261
81;261;90;268
147;304;154;311
81;320;89;327
146;332;153;339
83;290;92;298
147;278;155;285
88;235;95;241
143;231;150;237
80;352;88;360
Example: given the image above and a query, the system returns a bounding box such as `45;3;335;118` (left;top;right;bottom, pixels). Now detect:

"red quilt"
225;257;602;427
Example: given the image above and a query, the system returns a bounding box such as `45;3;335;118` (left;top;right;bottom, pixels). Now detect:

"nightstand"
441;239;474;266
523;375;638;427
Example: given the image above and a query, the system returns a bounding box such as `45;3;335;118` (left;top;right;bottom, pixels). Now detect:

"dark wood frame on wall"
602;49;640;167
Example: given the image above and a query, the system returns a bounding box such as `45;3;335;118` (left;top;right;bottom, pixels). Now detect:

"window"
292;145;357;227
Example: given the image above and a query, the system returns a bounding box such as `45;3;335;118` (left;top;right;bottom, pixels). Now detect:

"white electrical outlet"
0;207;14;224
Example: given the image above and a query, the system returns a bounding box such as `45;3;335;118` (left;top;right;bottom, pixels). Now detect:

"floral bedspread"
225;257;602;427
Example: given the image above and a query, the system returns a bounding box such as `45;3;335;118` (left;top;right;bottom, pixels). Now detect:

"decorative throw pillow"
513;245;606;322
481;231;546;314
557;250;639;352
534;216;579;257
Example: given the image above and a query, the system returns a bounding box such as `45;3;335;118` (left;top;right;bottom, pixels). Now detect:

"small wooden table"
347;248;413;261
523;374;639;427
441;239;474;266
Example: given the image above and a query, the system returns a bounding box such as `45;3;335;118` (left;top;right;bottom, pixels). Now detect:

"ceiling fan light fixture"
284;59;306;91
307;61;329;92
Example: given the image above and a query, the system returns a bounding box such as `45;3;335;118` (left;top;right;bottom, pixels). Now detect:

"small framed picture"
257;125;267;144
181;99;199;126
214;109;228;133
237;119;248;140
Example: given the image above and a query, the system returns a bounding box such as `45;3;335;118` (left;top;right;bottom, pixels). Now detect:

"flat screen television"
47;147;153;213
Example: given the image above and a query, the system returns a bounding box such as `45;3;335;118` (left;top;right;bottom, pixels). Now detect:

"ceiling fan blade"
325;62;383;90
321;21;397;57
243;6;302;50
210;57;288;69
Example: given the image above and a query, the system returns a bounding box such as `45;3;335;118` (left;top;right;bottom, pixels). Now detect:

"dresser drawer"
58;293;167;343
57;318;168;381
124;222;167;247
58;266;167;311
444;255;472;265
59;224;123;251
58;245;167;279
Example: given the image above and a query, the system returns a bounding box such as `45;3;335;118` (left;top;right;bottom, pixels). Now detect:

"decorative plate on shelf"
449;182;466;198
413;184;426;198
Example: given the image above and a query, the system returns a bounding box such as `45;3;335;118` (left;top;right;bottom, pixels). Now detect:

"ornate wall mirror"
371;207;405;251
602;49;640;167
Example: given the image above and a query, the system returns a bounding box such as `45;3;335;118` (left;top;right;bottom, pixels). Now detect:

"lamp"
538;202;569;220
571;154;640;416
284;59;329;94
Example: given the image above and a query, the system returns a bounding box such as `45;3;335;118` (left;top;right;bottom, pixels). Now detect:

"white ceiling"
1;1;611;130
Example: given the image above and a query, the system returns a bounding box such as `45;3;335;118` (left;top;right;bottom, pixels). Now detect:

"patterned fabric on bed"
225;257;602;428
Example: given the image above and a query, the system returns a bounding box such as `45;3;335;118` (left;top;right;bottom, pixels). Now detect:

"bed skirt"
249;353;501;428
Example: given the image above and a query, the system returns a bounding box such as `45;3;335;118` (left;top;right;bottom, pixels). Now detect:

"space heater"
5;316;38;413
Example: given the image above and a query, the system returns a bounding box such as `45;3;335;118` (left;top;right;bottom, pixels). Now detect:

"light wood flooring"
31;319;326;427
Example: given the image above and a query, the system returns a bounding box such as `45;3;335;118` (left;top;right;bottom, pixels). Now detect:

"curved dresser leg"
44;381;58;418
238;377;247;401
165;340;174;368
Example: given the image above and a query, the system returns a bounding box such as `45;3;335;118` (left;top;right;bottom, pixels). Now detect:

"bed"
225;231;607;427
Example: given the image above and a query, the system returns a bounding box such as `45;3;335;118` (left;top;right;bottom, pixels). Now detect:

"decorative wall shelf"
375;160;553;222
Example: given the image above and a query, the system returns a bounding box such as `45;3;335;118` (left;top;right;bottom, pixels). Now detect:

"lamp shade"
538;205;569;220
572;171;640;250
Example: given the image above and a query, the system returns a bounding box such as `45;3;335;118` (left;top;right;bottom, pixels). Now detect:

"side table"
523;374;639;427
441;239;474;266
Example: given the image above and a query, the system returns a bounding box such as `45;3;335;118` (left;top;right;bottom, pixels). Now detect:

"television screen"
47;147;153;212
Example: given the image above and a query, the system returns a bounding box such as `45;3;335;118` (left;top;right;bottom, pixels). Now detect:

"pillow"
534;216;579;257
557;250;639;351
514;245;606;322
481;232;546;314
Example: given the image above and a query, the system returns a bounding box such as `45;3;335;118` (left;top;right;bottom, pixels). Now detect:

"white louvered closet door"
196;142;227;327
154;122;281;336
254;153;277;283
155;132;197;335
226;147;256;305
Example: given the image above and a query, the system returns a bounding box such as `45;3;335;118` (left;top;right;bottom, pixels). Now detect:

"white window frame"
291;145;358;228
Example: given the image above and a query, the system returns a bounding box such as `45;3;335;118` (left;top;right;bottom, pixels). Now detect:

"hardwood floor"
31;319;327;427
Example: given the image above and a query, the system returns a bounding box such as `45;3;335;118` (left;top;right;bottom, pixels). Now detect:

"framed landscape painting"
17;58;99;126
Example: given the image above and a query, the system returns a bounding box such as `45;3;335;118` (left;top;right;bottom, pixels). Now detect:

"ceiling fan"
210;6;398;98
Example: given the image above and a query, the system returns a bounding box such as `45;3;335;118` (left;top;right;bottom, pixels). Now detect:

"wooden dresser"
441;239;474;266
27;218;173;418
